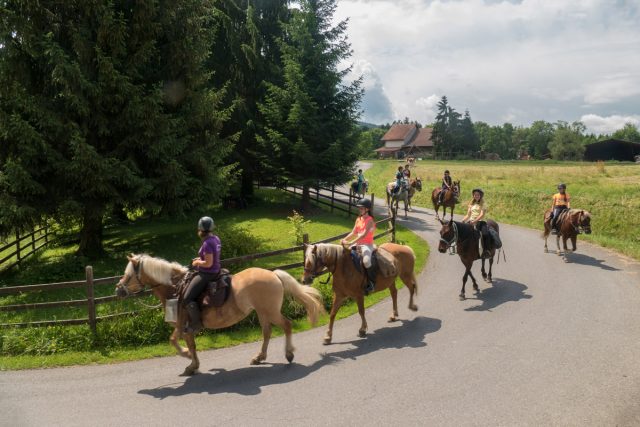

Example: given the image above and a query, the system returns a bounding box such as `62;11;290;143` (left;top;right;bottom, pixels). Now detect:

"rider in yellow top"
462;188;491;258
342;198;377;294
550;183;571;235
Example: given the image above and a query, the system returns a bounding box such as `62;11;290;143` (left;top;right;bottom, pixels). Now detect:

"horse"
431;180;460;221
437;219;500;300
302;242;418;344
543;209;592;262
407;178;423;211
351;180;369;200
386;180;410;218
115;254;324;376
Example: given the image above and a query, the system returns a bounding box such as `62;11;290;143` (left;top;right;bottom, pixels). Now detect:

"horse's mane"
130;254;187;286
315;243;342;261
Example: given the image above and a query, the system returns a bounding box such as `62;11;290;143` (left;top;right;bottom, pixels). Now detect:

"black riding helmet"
557;183;566;190
356;198;372;210
472;188;484;197
197;216;214;232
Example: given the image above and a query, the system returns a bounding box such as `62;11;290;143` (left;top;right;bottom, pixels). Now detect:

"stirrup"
364;281;375;295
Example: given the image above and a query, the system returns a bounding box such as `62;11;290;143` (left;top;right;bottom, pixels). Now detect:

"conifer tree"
0;1;231;257
257;0;363;210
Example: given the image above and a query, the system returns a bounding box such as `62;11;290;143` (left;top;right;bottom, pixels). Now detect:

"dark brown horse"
302;243;418;344
543;208;592;262
438;219;500;300
115;254;324;375
431;180;460;220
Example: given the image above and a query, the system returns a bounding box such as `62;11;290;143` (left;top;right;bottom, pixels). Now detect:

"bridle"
303;245;336;283
572;211;591;234
116;257;146;296
439;222;459;255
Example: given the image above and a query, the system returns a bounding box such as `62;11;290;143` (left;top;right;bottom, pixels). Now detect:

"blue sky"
335;0;640;134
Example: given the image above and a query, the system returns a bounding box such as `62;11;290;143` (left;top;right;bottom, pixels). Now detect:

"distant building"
584;139;640;162
375;124;434;159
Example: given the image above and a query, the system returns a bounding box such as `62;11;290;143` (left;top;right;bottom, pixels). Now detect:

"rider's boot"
551;219;558;235
363;267;376;295
184;301;203;334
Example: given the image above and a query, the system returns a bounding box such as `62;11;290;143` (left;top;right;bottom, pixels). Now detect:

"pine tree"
257;0;363;210
0;1;231;257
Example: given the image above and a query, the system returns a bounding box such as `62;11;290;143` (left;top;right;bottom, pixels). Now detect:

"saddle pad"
375;247;397;278
201;271;232;308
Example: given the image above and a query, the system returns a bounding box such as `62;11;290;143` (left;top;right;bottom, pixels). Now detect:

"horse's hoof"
388;315;398;322
358;330;367;338
323;336;332;345
250;354;266;365
286;351;294;363
181;367;197;376
544;248;548;253
409;304;418;311
459;294;466;301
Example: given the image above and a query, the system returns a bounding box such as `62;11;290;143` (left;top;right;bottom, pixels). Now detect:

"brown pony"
407;178;423;211
115;254;324;375
302;243;418;344
543;209;592;262
431;180;460;220
438;219;500;300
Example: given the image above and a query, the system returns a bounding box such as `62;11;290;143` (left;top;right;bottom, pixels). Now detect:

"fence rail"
0;191;396;332
0;226;53;271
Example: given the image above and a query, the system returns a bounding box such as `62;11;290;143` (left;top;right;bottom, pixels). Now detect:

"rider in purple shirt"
183;216;221;333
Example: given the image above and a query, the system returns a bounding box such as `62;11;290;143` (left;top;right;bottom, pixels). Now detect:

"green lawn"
0;188;429;369
363;159;640;260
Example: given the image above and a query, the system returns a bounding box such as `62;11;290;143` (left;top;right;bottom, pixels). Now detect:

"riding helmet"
197;216;214;232
557;183;566;189
472;188;484;197
356;198;372;210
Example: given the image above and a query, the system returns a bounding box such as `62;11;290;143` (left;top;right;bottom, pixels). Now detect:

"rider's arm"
341;225;358;245
192;252;213;268
566;194;571;209
461;206;471;222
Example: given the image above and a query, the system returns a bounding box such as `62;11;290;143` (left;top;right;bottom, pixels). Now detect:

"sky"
334;0;640;134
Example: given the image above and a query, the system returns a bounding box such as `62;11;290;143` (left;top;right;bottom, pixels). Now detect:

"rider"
403;164;411;179
393;166;404;194
462;188;491;258
356;169;365;195
438;170;453;205
550;183;571;235
341;198;377;295
183;216;222;334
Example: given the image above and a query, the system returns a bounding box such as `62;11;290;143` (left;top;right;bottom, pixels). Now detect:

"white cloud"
336;0;640;126
580;114;640;135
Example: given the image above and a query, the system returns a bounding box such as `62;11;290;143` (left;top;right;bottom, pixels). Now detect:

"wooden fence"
0;226;53;271
0;206;396;333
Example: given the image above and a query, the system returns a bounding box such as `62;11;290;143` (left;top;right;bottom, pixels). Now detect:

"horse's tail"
274;270;325;326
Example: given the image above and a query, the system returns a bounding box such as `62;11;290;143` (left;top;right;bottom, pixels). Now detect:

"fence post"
86;266;97;338
348;192;352;218
331;185;335;212
15;229;21;263
391;207;396;243
31;230;36;252
302;234;309;264
316;182;320;202
370;193;375;215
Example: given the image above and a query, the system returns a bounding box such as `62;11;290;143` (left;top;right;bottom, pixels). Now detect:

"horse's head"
115;254;146;297
438;219;457;253
302;244;329;285
576;210;592;234
413;178;423;192
452;180;460;195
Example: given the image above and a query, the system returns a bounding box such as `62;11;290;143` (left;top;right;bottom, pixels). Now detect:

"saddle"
177;268;232;309
350;246;397;278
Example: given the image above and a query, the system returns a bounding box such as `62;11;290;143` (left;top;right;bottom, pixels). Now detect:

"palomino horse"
438;219;500;300
431;180;460;221
351;180;369;200
386;180;410;218
407;178;423;211
543;209;592;262
115;254;324;375
302;243;418;344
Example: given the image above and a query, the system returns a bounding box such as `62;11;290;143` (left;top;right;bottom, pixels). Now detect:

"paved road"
2;165;640;426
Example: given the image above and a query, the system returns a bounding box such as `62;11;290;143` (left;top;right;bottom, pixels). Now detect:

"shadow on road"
464;279;532;312
138;316;441;398
565;252;620;271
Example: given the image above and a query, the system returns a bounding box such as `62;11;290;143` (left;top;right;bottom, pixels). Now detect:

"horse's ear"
448;219;453;226
312;245;317;254
128;254;139;266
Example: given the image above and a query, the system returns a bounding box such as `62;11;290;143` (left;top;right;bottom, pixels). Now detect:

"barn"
584;139;640;162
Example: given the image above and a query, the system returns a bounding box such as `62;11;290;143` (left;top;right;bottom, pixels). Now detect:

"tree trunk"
78;205;105;258
241;169;254;200
301;185;311;213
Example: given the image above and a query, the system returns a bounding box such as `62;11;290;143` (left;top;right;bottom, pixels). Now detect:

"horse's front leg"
170;327;190;359
355;294;368;337
181;332;200;376
481;258;489;284
324;293;345;345
555;235;562;255
562;236;571;263
571;236;577;252
487;257;494;283
403;199;408;218
461;269;469;300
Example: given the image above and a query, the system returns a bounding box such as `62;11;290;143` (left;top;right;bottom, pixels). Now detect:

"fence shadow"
464;279;532;312
138;316;441;398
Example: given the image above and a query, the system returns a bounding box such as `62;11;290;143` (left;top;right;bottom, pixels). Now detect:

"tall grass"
364;159;640;260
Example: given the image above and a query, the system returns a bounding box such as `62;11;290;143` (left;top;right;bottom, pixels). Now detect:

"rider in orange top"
550;183;571;235
342;198;377;294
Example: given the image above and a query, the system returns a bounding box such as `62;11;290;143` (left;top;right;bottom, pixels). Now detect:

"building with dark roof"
375;124;434;159
584;139;640;162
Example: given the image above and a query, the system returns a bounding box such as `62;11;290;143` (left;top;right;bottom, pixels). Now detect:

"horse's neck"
455;222;475;241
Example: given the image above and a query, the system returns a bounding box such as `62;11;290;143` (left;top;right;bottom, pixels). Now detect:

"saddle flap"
200;269;232;308
375;247;397;278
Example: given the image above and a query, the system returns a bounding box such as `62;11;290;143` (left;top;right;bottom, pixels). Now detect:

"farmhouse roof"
381;124;417;141
408;127;434;147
